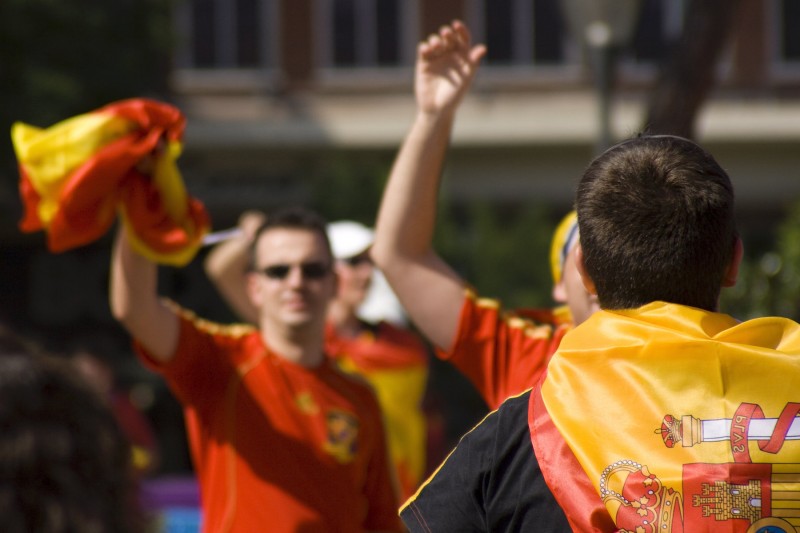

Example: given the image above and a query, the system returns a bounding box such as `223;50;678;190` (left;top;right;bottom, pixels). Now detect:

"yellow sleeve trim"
163;299;257;338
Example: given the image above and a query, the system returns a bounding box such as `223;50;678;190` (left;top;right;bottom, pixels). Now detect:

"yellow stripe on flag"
11;113;132;225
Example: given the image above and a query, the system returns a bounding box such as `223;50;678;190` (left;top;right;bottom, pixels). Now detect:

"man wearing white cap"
205;213;430;503
326;221;406;328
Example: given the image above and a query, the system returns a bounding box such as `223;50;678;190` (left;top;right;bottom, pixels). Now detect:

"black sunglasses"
256;262;331;280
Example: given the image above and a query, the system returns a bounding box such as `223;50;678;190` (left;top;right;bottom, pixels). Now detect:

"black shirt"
400;390;570;532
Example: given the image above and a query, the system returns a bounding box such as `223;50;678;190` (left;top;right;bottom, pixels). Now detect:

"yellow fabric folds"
11;99;210;266
12;114;133;226
541;301;800;531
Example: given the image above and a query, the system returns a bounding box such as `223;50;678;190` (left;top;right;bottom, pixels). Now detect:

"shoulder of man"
401;390;570;532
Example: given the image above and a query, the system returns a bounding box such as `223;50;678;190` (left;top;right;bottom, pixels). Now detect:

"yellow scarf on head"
540;302;800;532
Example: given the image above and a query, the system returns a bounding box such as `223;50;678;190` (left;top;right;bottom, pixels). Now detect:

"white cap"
327;221;375;260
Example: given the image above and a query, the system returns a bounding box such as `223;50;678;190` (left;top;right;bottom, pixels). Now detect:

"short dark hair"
0;326;143;533
576;135;737;312
248;206;333;270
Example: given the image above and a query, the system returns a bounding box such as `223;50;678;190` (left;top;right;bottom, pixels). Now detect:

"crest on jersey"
324;408;359;464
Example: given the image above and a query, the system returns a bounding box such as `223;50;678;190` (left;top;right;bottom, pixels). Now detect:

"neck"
327;300;364;338
260;323;326;367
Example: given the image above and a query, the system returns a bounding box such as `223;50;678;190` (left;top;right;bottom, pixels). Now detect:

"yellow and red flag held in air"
11;98;210;266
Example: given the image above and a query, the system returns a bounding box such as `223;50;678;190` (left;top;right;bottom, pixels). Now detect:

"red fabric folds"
529;379;618;533
13;98;209;266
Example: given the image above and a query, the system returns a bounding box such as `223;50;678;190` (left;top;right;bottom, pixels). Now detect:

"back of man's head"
576;135;737;312
0;325;142;533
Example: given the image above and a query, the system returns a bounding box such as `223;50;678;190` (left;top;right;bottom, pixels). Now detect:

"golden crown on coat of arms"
599;460;683;533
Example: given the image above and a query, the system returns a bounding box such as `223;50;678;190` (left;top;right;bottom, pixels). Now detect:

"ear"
552;280;567;303
722;237;743;288
574;244;598;296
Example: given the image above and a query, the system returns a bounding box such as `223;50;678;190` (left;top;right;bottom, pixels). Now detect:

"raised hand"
415;20;487;117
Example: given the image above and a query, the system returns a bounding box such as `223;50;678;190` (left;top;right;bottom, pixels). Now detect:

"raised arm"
203;211;265;324
372;21;486;350
109;227;179;363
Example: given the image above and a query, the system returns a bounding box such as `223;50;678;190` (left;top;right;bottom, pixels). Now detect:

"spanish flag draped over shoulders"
531;301;800;532
11;98;210;266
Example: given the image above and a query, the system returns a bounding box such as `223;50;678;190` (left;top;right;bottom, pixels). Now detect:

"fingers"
451;20;470;50
419;20;485;65
440;24;457;50
418;32;444;60
470;44;488;63
239;210;267;239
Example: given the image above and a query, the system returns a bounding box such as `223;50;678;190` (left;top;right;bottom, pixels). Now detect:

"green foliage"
0;0;173;229
775;202;800;320
309;153;389;225
434;198;554;310
0;0;172;127
719;248;778;320
720;207;800;321
311;158;556;310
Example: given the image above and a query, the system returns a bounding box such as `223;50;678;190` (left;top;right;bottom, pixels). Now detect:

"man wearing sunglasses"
110;206;402;533
205;214;430;504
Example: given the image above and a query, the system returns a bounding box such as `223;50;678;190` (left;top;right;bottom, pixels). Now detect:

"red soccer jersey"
325;321;429;501
325;321;428;372
136;305;402;533
438;289;572;410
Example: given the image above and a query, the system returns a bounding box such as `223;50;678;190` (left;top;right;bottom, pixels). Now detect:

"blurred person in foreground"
0;326;143;533
205;211;429;502
371;20;599;415
111;206;401;532
68;336;160;477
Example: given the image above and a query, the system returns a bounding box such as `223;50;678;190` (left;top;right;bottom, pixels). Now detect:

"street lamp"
560;0;642;154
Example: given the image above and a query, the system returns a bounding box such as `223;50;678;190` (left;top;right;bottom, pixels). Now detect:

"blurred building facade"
6;1;800;371
168;0;800;229
10;0;800;382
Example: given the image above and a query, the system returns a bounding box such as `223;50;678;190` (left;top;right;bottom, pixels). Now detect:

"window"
466;0;568;66
778;0;800;63
172;0;278;70
315;0;417;69
464;0;686;70
765;0;800;82
627;0;684;65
